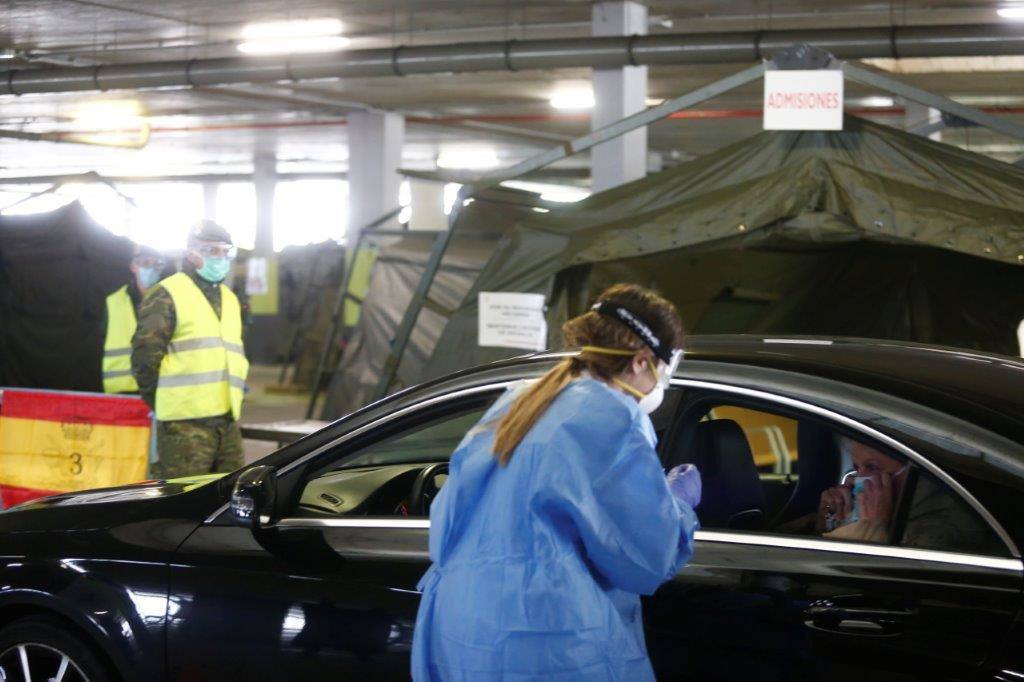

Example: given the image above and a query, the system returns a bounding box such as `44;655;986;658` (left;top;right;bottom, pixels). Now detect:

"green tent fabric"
322;187;548;418
423;116;1024;380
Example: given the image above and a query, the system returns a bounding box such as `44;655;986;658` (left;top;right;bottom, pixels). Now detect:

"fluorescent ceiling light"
238;18;348;55
241;18;344;40
997;5;1024;19
238;35;350;55
863;56;1024;74
646;97;666;107
854;96;895;108
436;147;499;170
502;180;590;203
550;87;595;111
73;100;143;125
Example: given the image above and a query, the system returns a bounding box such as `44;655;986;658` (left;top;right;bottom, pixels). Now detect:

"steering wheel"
410;463;449;516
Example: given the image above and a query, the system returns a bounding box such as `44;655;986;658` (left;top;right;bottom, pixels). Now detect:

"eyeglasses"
653;349;683;389
133;256;166;269
194;243;237;259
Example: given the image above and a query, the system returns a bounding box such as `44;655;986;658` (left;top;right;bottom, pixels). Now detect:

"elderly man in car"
814;436;983;552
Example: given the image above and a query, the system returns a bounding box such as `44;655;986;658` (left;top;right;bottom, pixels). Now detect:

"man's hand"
858;473;894;524
817;485;852;532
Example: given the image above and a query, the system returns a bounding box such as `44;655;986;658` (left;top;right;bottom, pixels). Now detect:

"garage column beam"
348;111;404;244
202;182;218;222
591;1;648;193
253;154;276;256
409;179;447;231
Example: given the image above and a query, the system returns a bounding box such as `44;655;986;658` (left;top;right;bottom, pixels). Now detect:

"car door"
645;380;1023;681
164;383;507;681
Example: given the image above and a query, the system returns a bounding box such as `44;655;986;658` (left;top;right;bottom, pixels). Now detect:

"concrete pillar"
409;179;447;231
253;154;276;256
347;111;405;243
905;101;942;142
202;182;218;221
591;1;648;193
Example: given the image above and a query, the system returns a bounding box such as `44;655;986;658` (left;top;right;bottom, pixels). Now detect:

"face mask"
137;266;161;290
613;360;665;414
197;256;231;283
638;382;665;414
840;464;908;527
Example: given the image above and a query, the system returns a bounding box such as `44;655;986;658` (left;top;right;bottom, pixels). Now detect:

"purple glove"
667;463;702;509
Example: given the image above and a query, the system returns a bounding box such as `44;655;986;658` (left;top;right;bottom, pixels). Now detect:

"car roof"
456;335;1022;442
682;335;1024;441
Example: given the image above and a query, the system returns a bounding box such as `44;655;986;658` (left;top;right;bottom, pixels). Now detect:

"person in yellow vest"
131;221;249;479
102;246;165;393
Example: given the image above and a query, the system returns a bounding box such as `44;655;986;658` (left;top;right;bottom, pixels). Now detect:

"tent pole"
306;207;401;418
370;195;468;402
841;61;1024;143
475;62;768;188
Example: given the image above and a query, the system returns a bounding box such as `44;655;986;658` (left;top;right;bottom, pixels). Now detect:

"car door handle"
802;604;915;637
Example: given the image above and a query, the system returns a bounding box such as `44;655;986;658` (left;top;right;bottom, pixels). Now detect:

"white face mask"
638;382;664;414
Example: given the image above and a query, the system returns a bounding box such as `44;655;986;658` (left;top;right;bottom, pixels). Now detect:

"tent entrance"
567;241;1022;355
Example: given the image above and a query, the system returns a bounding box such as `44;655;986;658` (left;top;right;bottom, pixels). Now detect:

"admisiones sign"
763;70;844;131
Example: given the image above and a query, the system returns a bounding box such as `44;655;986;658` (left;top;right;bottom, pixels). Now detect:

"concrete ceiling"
1;0;1023;181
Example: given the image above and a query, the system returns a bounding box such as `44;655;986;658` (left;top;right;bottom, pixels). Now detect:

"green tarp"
423;116;1024;380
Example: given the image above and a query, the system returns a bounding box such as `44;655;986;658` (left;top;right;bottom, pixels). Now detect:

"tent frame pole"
306;207;401;418
840;60;1024;143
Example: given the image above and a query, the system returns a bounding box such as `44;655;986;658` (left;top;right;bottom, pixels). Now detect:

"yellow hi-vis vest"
102;285;139;393
155;272;249;421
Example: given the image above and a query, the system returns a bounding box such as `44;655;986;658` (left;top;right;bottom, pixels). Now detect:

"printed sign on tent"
763;69;844;131
478;292;548;352
246;257;269;295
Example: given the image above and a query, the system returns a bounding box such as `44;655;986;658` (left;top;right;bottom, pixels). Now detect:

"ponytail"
493;359;577;466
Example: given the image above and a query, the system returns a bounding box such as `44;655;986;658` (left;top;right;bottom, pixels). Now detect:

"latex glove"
666;463;702;508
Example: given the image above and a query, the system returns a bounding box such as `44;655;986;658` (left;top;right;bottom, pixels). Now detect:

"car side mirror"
231;466;277;530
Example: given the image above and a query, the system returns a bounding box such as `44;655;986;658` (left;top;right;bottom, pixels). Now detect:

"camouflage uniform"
131;266;244;479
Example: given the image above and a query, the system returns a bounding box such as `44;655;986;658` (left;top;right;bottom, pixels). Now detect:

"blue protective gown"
411;377;699;681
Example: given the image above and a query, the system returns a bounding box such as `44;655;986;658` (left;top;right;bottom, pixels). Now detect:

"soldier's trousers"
151;415;244;479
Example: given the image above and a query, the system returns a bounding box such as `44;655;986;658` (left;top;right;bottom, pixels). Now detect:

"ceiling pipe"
3;24;1024;96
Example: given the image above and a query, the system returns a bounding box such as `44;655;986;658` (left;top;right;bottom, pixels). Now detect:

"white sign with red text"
763;70;844;131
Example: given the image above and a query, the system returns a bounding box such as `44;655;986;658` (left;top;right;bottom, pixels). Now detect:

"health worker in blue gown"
412;283;701;682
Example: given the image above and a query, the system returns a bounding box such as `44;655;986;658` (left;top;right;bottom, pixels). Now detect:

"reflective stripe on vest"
102;285;139;393
155;272;249;421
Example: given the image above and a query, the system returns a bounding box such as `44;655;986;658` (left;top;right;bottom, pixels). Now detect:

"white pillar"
253;154;276;256
347;111;405;243
905;101;942;142
591;1;648;193
202;182;218;221
409;179;447;231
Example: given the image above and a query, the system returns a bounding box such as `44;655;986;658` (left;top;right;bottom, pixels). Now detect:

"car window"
671;398;1010;557
294;402;491;517
898;468;1007;556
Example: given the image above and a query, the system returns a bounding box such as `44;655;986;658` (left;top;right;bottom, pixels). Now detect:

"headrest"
689;419;765;529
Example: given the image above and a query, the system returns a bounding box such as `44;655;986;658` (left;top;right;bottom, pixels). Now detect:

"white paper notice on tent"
478;292;548;351
763;69;843;131
246;257;268;295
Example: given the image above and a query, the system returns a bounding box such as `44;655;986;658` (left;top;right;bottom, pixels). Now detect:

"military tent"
0;201;135;391
322;187;549;417
422;116;1024;381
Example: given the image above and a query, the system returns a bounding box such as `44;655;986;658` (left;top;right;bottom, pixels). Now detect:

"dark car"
0;336;1022;682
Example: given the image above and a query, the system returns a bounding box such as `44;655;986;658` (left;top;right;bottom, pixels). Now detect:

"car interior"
290;387;1003;556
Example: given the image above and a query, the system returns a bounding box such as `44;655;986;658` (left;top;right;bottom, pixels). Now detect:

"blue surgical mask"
137;266;161;290
197;256;231;283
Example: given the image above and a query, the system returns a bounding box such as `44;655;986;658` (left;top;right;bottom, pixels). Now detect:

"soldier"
131;221;249;479
102;245;165;393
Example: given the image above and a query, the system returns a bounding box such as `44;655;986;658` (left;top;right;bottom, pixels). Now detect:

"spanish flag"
0;389;151;508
